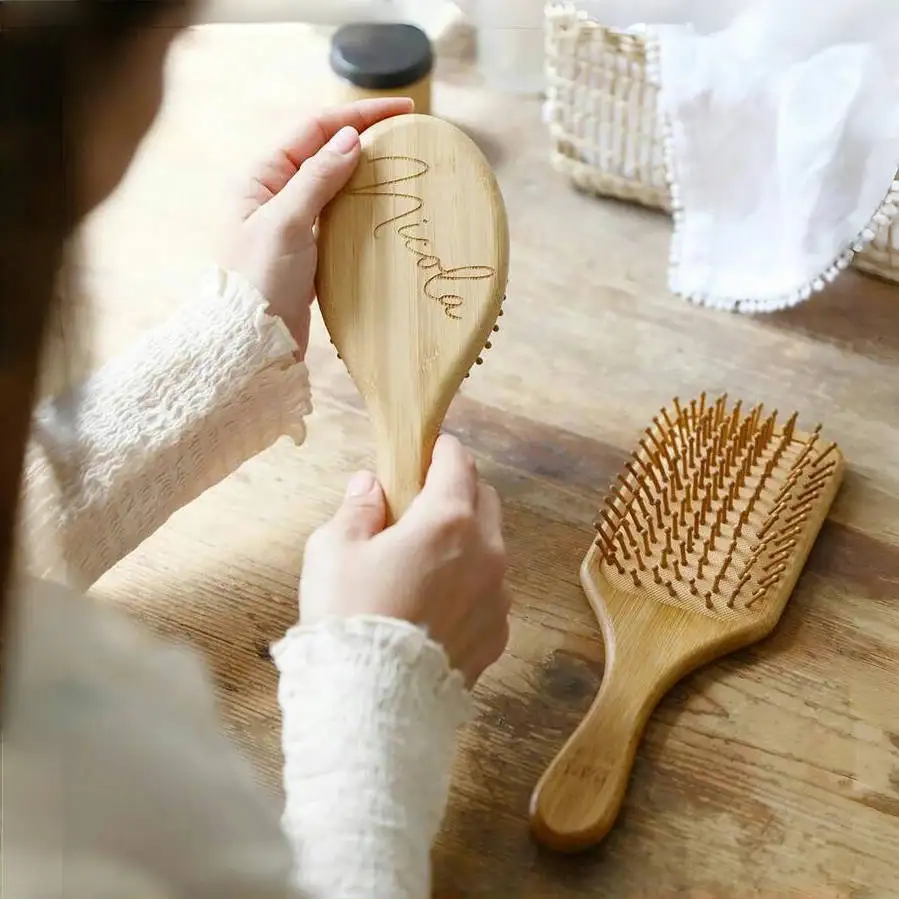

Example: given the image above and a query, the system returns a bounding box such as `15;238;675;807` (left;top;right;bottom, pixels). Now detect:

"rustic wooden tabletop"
85;22;899;899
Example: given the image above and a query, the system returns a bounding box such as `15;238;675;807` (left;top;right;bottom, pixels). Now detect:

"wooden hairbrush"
315;113;509;522
529;394;844;852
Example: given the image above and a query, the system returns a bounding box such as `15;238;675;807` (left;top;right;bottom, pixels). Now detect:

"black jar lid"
329;22;434;90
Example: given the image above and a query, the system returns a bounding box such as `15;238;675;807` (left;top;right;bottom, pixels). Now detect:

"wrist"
213;265;307;360
266;305;308;359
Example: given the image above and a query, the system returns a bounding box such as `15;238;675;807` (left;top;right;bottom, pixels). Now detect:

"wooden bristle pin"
531;393;844;853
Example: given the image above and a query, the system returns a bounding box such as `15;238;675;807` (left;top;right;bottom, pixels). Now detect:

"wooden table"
84;22;899;899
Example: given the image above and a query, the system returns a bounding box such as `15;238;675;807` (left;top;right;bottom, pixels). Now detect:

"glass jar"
328;22;434;115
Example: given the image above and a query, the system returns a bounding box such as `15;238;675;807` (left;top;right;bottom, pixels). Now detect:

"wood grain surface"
316;112;509;520
81;23;899;899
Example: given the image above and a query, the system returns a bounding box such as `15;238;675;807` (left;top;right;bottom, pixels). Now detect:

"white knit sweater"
3;268;471;899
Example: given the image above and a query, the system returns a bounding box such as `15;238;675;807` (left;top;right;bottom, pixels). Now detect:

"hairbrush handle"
528;630;673;852
374;420;436;525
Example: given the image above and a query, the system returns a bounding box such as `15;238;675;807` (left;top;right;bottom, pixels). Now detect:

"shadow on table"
760;270;899;361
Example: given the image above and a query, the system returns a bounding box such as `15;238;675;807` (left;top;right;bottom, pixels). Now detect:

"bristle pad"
594;393;839;618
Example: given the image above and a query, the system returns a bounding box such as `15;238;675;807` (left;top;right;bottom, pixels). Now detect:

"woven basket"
544;3;899;286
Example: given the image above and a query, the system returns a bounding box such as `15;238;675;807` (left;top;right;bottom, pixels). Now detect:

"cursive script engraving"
347;155;496;320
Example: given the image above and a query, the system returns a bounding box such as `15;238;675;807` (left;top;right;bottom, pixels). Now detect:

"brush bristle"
593;393;840;617
464;292;505;379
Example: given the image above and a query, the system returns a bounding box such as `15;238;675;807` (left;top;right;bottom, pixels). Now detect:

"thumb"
271;125;361;234
329;470;387;540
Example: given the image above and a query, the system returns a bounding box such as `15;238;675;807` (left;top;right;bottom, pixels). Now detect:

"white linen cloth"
576;0;899;311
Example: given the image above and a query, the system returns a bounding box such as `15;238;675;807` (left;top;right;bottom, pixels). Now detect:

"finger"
493;615;511;663
280;98;414;169
268;125;362;234
463;613;510;689
476;482;503;546
241;98;415;215
500;585;513;617
329;470;387;541
420;434;479;508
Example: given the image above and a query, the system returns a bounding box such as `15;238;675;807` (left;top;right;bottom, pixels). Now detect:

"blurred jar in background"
199;1;546;98
328;22;434;114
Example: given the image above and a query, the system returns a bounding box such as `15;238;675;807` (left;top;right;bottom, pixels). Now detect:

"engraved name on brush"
347;155;497;320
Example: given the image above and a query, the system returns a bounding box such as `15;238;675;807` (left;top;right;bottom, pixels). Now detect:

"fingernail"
346;470;376;497
329;126;359;155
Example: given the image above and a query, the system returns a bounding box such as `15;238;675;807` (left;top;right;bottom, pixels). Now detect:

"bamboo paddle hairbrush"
530;393;844;852
315;113;509;522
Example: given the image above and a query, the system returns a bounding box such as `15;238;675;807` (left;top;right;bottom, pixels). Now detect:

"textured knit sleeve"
272;616;473;899
17;266;312;589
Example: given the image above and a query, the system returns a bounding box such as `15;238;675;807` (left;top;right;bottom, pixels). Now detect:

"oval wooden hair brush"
529;393;844;852
315;113;509;522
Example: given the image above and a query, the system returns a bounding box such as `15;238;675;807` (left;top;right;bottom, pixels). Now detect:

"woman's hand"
300;434;510;688
220;97;414;357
